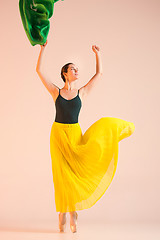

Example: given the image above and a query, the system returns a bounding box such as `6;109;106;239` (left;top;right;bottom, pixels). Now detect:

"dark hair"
61;63;74;82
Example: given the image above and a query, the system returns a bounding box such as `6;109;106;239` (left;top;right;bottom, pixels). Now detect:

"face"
64;64;79;82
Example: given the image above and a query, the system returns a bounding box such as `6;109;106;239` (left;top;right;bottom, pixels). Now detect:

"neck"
64;80;75;90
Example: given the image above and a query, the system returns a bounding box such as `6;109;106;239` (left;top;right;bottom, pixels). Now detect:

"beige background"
0;0;160;231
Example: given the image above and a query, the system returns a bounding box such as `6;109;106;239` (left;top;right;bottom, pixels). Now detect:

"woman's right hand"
41;39;48;49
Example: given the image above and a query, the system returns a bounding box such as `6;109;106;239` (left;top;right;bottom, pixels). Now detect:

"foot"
70;211;78;233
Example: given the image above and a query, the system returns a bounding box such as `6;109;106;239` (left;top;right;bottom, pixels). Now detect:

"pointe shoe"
59;212;66;232
70;211;78;233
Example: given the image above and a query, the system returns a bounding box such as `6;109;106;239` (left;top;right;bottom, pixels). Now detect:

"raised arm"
36;40;59;99
79;45;103;98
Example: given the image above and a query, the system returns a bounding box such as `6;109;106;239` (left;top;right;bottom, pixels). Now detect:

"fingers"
42;39;48;47
92;45;100;52
92;45;99;49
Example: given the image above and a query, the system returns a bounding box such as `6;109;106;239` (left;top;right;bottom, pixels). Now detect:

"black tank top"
55;88;82;124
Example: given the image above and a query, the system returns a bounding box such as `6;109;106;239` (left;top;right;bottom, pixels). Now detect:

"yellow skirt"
50;117;135;213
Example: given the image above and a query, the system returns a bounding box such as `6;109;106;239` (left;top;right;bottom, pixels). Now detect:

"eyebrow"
71;67;78;70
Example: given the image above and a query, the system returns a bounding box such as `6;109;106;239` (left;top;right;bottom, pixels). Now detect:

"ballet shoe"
59;212;66;232
70;211;78;233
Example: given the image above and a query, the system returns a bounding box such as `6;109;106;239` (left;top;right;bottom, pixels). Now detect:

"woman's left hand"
92;45;100;54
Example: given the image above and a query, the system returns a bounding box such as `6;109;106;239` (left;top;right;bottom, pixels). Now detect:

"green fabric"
19;0;64;46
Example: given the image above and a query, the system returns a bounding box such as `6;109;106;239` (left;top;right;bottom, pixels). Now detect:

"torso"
54;88;82;124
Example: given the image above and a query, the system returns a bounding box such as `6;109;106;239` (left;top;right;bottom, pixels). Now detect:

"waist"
55;120;79;124
52;121;80;129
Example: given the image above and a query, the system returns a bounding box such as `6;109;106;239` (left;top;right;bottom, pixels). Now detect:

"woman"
36;40;135;233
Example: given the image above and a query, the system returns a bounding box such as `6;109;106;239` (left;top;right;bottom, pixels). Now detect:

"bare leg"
69;211;76;225
59;212;66;224
59;212;67;232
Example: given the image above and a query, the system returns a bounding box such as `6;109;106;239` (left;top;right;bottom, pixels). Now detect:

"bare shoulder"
79;86;87;101
50;84;59;102
79;73;103;100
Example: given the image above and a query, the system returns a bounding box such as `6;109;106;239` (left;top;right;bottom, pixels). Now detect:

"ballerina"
36;39;135;233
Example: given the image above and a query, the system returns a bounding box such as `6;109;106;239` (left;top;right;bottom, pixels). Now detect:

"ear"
63;72;67;78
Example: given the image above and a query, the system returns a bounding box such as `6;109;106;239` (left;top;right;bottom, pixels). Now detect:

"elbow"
36;67;40;73
96;72;103;76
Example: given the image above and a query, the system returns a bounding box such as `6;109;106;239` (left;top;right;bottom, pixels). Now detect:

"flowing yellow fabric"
50;117;135;213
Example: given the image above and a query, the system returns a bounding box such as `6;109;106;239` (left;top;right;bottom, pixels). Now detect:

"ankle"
70;211;76;215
